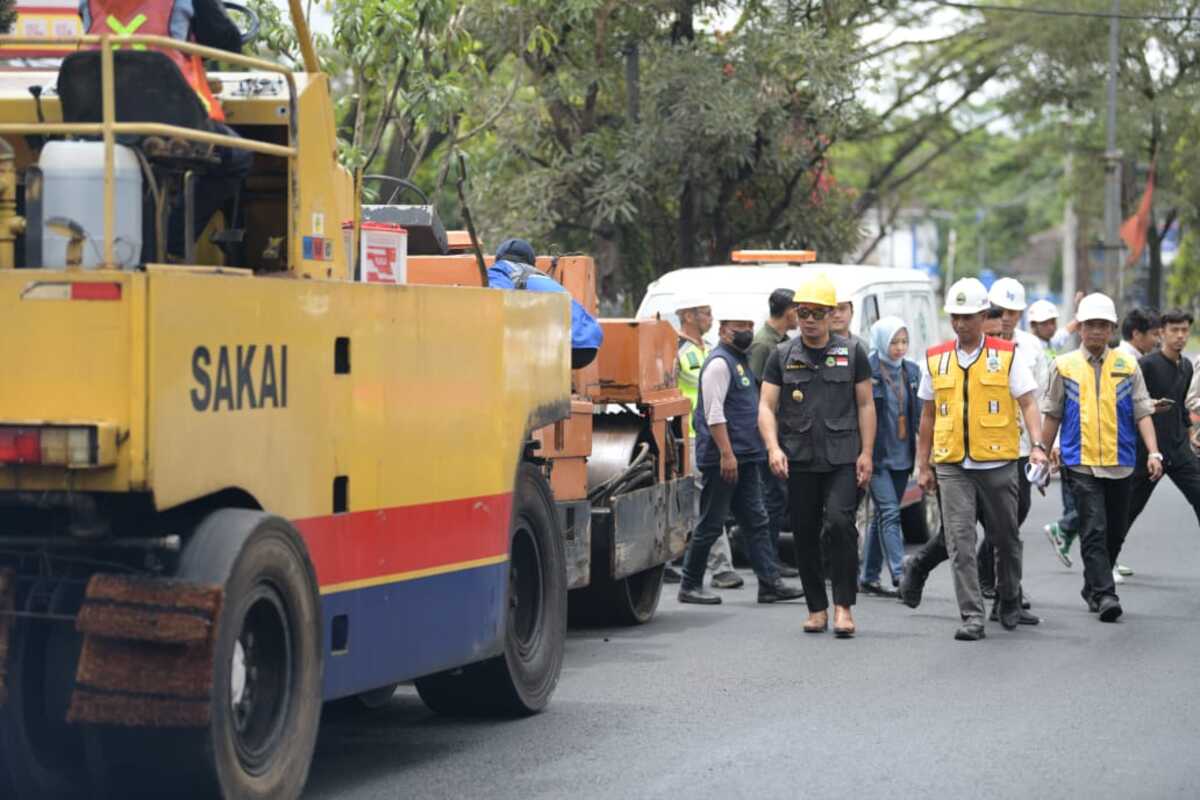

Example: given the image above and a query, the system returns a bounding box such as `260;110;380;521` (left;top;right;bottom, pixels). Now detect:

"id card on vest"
773;334;861;467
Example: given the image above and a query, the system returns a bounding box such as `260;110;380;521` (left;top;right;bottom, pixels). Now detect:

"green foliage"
0;0;16;35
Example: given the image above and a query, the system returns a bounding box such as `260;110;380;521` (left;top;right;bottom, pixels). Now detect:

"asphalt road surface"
305;481;1200;799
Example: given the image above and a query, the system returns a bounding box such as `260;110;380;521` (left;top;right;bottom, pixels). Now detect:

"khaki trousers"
935;462;1021;625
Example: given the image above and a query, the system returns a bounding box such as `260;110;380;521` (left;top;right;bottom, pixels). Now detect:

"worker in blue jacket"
488;238;604;369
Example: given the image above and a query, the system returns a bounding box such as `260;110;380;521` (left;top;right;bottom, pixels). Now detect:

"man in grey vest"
678;315;804;606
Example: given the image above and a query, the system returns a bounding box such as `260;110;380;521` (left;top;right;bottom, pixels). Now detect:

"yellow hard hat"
794;273;837;308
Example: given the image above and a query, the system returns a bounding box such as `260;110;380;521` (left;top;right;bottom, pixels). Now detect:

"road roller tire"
416;463;566;716
181;510;323;799
568;564;666;627
0;580;92;799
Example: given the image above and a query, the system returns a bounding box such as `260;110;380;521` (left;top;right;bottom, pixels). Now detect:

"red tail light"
0;427;41;465
70;282;122;301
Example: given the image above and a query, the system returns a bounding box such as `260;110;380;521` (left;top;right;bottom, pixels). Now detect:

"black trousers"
789;465;858;611
910;458;1029;586
1065;470;1133;602
761;462;793;566
978;456;1031;589
1127;450;1200;533
681;462;779;590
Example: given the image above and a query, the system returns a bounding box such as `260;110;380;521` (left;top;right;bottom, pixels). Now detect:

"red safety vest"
81;0;226;121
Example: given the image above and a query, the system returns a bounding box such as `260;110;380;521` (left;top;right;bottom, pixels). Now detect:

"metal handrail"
0;33;300;267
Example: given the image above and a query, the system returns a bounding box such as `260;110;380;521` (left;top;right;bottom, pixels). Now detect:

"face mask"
730;330;753;352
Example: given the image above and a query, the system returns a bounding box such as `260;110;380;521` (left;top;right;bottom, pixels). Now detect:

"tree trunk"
678;181;696;268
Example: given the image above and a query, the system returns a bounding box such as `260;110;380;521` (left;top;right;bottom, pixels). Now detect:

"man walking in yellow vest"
916;278;1048;641
1038;293;1163;622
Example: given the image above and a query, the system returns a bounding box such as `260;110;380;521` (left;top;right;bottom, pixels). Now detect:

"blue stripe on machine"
318;561;508;701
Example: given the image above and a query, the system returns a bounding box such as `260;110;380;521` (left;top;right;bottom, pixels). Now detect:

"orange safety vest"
81;0;225;121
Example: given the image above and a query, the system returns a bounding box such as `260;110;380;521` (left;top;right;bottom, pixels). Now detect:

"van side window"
861;294;880;336
907;291;935;356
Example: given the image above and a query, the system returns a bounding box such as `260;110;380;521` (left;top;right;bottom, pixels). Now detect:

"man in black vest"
678;315;804;606
759;273;876;637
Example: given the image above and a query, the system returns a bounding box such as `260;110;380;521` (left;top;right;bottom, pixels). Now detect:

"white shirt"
918;338;1038;469
700;358;731;425
1011;328;1049;456
1189;355;1200;415
1116;340;1143;361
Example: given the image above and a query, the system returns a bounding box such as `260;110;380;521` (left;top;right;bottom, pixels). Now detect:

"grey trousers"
936;462;1021;624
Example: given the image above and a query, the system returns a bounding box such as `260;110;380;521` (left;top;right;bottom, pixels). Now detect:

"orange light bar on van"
730;250;816;263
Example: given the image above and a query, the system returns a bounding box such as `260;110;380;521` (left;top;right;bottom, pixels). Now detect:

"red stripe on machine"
294;492;513;590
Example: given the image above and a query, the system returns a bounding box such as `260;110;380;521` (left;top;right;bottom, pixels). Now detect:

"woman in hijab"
860;316;921;596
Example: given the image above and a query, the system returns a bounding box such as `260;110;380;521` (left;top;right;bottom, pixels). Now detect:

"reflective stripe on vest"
925;336;1020;464
1057;349;1137;467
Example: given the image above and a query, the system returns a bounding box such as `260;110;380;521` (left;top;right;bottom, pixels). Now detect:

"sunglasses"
796;307;829;320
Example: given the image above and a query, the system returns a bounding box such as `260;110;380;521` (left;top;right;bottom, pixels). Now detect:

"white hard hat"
1027;299;1059;323
988;277;1027;311
1076;292;1118;324
835;284;854;305
673;293;710;313
943;277;990;315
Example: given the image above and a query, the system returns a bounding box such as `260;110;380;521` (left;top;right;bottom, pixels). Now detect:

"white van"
636;258;941;543
636;261;939;355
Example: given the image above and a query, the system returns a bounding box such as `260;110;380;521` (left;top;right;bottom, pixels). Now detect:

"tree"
464;0;874;303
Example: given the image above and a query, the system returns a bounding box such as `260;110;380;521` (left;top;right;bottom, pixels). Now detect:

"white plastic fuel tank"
39;141;142;269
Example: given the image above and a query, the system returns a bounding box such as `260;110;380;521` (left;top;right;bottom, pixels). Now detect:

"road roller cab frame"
0;7;694;799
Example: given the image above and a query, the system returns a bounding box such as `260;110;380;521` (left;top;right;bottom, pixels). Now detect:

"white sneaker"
1116;564;1133;576
1112;568;1125;584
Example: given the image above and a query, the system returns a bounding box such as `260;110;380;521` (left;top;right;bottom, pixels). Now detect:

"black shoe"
1097;595;1123;622
663;564;683;584
1086;595;1100;613
678;586;722;605
898;555;926;609
981;585;997;600
777;564;800;578
954;623;986;641
860;580;899;598
999;600;1021;630
758;579;804;604
1017;608;1041;625
1021;590;1032;610
710;570;744;590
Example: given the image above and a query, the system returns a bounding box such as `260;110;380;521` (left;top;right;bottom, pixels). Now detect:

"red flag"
1120;165;1155;266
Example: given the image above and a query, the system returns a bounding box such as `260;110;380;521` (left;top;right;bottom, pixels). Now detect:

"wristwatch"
1149;452;1164;461
1032;443;1047;452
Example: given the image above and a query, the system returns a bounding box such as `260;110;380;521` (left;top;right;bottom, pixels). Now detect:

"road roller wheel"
0;579;91;799
568;564;666;627
416;463;566;716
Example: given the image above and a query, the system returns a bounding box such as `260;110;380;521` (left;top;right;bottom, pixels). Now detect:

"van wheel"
902;489;939;544
416;464;566;716
568;564;666;626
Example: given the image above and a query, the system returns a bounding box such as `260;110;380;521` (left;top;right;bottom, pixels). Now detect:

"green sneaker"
1044;522;1072;568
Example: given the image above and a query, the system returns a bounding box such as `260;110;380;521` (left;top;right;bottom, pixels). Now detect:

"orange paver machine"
407;244;697;625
